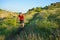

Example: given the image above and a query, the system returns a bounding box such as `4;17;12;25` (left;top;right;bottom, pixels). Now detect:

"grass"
0;2;60;40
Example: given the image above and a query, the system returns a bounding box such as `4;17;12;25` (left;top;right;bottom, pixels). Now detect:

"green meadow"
0;2;60;40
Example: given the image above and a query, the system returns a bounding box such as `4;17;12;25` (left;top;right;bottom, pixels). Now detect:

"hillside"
16;2;60;40
0;9;18;18
43;2;60;9
25;2;60;23
0;2;60;40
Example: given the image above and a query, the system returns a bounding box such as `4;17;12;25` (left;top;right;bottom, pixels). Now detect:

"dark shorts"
20;20;24;23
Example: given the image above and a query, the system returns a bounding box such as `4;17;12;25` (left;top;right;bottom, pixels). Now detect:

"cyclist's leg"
22;23;24;27
20;23;24;28
20;20;24;28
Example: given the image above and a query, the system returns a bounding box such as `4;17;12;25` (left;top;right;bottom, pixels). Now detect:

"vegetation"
0;2;60;40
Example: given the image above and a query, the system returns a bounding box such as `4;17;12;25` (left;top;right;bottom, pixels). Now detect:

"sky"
0;0;60;13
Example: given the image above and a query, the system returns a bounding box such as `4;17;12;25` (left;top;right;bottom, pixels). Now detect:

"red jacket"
18;14;24;20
